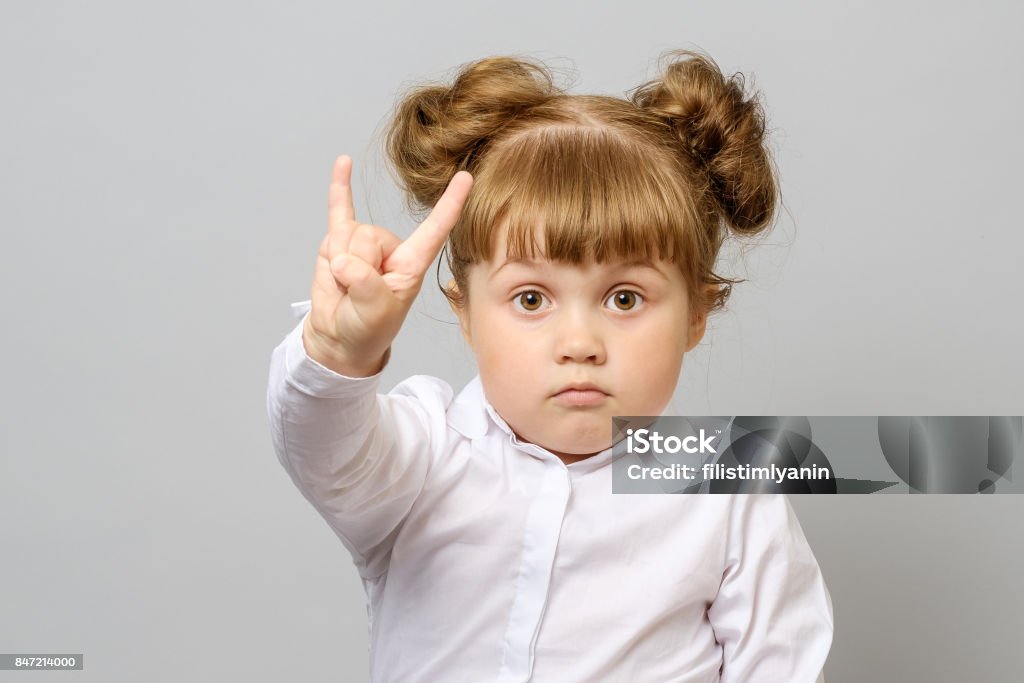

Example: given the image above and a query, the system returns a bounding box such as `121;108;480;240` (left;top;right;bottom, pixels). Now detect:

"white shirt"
267;302;834;683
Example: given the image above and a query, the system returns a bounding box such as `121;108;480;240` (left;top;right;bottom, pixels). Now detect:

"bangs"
453;126;705;266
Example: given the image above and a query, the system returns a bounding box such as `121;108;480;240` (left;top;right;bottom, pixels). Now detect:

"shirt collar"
447;374;491;440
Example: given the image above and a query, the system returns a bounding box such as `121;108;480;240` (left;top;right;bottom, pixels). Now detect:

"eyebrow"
488;257;669;282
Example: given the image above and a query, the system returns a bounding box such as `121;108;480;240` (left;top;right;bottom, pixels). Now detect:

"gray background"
2;1;1021;681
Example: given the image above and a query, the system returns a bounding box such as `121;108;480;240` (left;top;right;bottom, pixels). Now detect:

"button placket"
496;457;572;682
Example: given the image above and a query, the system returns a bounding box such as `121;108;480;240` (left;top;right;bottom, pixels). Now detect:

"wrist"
302;317;388;378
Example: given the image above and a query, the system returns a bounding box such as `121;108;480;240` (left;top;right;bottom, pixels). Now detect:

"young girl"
267;50;833;682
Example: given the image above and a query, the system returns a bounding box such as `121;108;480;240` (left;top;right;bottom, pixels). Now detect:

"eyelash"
511;289;646;314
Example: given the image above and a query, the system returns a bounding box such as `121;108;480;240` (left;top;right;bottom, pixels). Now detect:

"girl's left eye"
606;290;644;311
513;290;548;312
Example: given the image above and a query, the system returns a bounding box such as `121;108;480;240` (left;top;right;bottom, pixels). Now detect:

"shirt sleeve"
266;303;454;580
707;494;834;683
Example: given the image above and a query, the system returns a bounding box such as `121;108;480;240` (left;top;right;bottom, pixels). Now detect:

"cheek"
471;323;537;394
473;330;540;423
622;313;687;362
616;321;687;402
472;323;514;368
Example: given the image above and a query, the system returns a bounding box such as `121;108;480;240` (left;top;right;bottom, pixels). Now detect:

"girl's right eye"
513;290;548;313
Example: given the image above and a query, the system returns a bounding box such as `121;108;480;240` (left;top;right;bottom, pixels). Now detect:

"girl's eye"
606;290;643;311
514;290;547;312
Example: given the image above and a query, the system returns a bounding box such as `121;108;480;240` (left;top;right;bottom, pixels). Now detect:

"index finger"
328;154;356;230
393;170;474;274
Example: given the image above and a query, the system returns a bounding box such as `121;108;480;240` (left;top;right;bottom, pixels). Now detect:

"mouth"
551;383;610;407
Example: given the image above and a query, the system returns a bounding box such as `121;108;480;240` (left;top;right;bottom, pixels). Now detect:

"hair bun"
630;50;777;235
385;56;559;214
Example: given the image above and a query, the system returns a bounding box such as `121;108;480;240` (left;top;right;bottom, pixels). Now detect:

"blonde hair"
383;49;778;317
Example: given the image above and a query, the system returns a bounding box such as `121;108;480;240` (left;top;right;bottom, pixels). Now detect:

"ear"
446;278;473;348
684;285;717;352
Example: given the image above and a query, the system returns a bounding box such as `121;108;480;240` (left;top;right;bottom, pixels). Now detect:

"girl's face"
451;229;709;464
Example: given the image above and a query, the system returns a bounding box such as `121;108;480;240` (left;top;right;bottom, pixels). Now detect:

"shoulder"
389;374;456;405
383;374;458;422
723;493;800;534
720;494;820;565
386;374;490;445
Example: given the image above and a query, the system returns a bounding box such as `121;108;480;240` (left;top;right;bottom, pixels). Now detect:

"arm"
267;306;452;580
265;155;472;578
708;494;834;683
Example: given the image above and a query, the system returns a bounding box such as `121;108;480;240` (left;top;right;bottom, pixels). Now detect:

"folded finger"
347;224;401;272
331;254;394;314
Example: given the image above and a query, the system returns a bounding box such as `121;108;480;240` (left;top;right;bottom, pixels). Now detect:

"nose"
554;307;606;365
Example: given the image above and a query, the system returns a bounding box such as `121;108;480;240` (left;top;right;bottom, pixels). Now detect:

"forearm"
266;312;431;578
268;316;385;495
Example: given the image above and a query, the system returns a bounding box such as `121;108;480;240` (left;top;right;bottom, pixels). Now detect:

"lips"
553;382;608;396
552;382;609;407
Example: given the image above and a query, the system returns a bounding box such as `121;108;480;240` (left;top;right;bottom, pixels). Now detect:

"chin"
550;435;612;456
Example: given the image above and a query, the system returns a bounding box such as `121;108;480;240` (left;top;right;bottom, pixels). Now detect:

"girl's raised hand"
303;154;474;377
